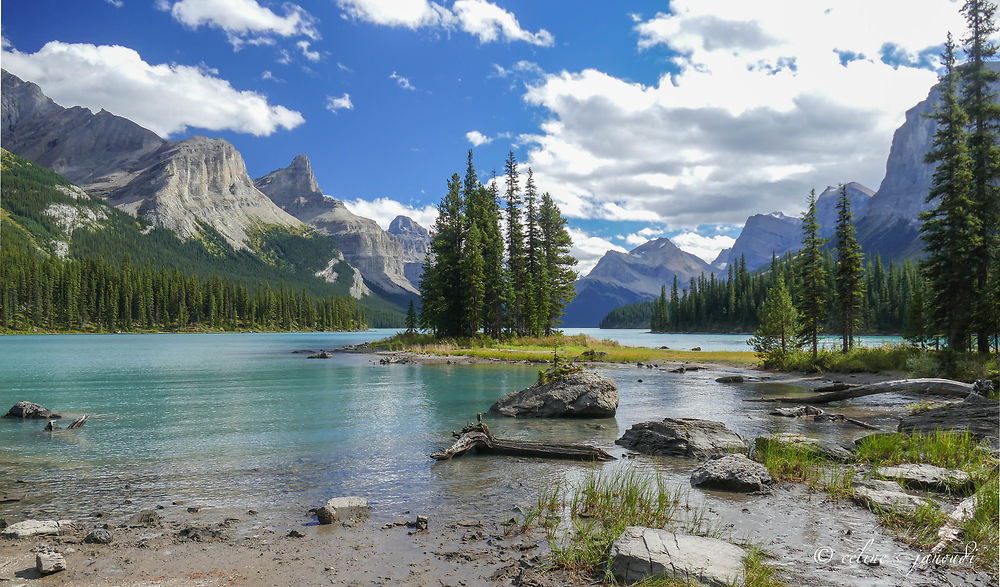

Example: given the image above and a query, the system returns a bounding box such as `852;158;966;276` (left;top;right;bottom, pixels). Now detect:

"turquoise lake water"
0;329;911;527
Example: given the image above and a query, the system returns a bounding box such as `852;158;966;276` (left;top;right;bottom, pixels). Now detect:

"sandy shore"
1;356;993;586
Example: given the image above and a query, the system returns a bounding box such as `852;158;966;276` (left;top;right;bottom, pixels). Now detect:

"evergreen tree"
460;220;486;335
480;178;506;338
833;184;865;352
920;35;980;351
419;174;466;336
524;169;548;336
903;280;931;348
748;279;800;366
797;189;828;358
503;151;527;335
405;299;417;334
960;0;1000;353
538;192;577;334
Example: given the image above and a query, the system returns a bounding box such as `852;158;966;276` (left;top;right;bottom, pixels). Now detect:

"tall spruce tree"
920;34;980;351
538;192;577;334
503;151;527;335
460;220;486;335
797;189;828;358
405;299;417;334
419;174;466;336
480;178;506;337
834;184;865;352
960;0;1000;353
524;168;546;336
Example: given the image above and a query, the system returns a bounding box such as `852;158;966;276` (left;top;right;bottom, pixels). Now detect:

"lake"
0;330;909;528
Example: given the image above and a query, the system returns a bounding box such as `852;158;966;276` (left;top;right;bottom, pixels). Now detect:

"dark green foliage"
834;184;866;352
748;279;801;366
405;299;418;333
0;149;371;332
419;151;575;338
920;35;980;352
798;189;828;358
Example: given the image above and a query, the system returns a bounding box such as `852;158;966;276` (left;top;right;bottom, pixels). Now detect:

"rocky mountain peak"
388;215;429;237
254;153;323;212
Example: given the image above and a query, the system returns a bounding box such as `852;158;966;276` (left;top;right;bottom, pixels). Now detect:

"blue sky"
1;1;966;272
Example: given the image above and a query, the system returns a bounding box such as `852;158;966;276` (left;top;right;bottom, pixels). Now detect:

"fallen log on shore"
744;378;974;404
431;415;615;462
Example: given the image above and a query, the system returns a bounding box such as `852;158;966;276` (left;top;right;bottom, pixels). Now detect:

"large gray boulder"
5;401;60;419
316;497;369;525
755;433;854;462
616;418;746;459
610;526;746;586
691;453;773;492
898;398;999;449
488;371;618;418
853;478;934;516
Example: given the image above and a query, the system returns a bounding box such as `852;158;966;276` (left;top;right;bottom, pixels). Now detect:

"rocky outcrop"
876;464;972;492
616;418;746;459
897;397;1000;448
562;238;711;327
714;212;800;272
609;527;746;586
316;497;369;525
255;155;418;298
690;453;773;492
387;215;431;285
1;519;75;538
488;371;618;418
5;401;60;419
755;433;854;462
853;478;934;516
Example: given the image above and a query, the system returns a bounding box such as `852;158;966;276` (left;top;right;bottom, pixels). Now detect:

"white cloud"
567;227;627;276
261;70;280;81
106;0;124;7
167;0;318;47
326;93;354;113
342;197;438;230
452;0;554;46
296;40;320;62
390;71;415;90
336;0;552;46
465;130;492;146
2;41;304;138
518;1;964;229
671;232;736;263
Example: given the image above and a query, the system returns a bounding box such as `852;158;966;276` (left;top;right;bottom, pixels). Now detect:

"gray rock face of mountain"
2;70;165;186
387;215;430;285
254;156;419;298
1;70;306;253
562;238;711;326
815;182;874;239
715;213;800;272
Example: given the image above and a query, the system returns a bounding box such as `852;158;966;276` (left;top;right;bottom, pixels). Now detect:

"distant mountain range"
562;64;999;327
1;70;429;311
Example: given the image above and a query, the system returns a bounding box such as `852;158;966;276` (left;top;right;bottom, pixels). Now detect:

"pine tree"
920;34;980;351
460;220;486;335
538;192;577;334
479;179;506;338
960;0;1000;353
524;168;547;336
834;184;865;352
749;279;800;367
405;300;417;334
419;174;466;336
503;151;527;335
797;189;828;358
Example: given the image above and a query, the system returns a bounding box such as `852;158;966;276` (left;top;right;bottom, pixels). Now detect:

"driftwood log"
431;415;615;462
44;414;89;432
745;378;974;404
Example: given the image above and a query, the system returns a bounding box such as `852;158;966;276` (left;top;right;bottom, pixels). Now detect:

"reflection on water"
1;332;891;528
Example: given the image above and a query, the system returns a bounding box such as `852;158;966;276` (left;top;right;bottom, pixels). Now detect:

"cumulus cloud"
671;232;736;263
342;197;438;230
336;0;552;46
326;93;353;113
390;71;415;90
568;227;627;275
466;130;492;146
167;0;317;49
296;40;320;62
2;41;304;138
519;1;964;229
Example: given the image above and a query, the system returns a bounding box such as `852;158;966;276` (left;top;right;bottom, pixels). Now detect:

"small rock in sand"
36;551;66;575
84;528;113;544
316;497;369;525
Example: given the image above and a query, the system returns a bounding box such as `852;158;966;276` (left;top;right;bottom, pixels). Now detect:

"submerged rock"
488;371;618;418
5;401;61;419
307;351;333;359
755;433;854;462
36;551;66;575
876;464;972;492
316;497;369;525
1;519;75;538
853;478;934;515
715;375;746;384
690;453;773;492
127;510;162;527
770;406;824;418
616;418;746;459
609;526;745;586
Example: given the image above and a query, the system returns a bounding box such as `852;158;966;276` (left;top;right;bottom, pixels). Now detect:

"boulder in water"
488;371;618;418
690;453;773;492
5;401;61;419
616;418;746;459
